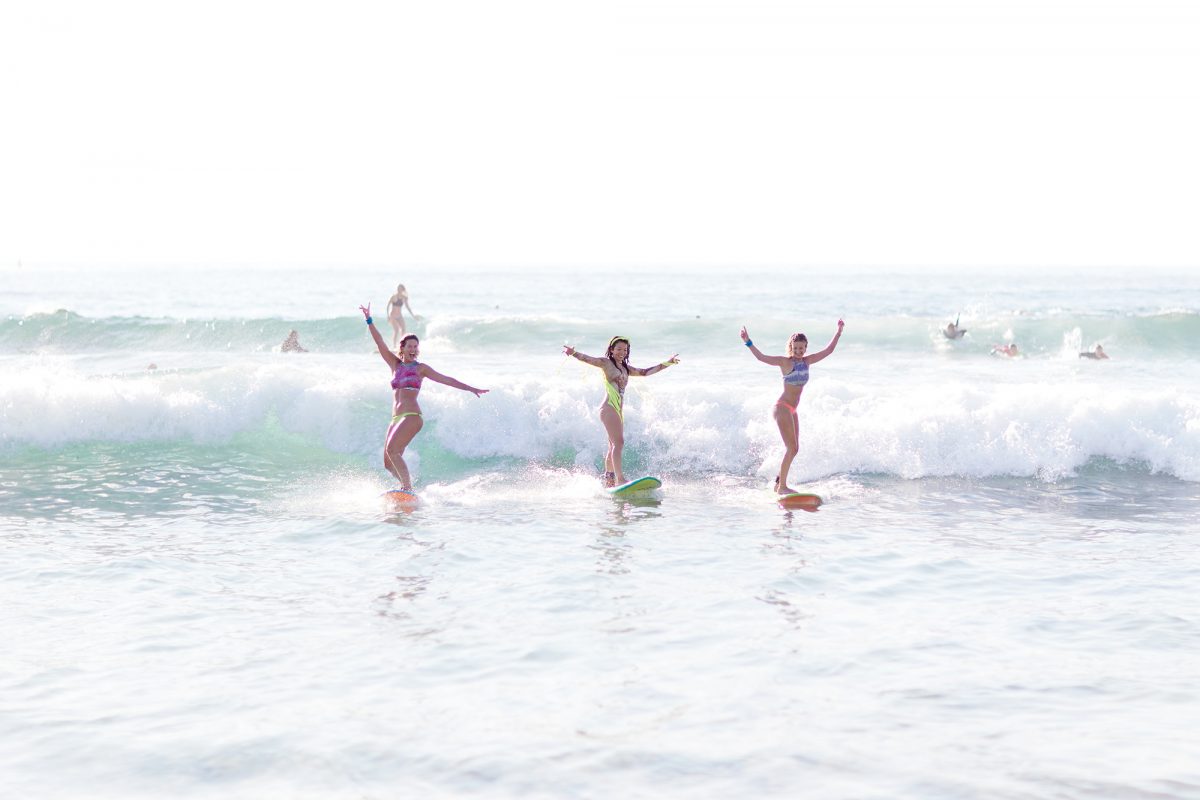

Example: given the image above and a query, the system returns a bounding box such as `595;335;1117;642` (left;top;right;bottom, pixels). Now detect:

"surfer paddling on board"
360;303;487;491
740;320;844;495
280;330;307;352
563;337;679;487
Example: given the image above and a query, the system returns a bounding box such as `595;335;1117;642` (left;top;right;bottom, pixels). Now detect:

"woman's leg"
383;415;424;490
388;317;402;349
773;404;800;493
599;405;625;485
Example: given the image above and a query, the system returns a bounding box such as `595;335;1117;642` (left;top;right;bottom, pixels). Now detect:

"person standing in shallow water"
562;336;679;487
360;303;487;491
386;284;420;348
740;320;844;495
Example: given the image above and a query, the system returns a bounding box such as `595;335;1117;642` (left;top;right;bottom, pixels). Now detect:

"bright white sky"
2;0;1198;269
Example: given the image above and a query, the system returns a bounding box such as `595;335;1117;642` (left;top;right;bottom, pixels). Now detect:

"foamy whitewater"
2;264;1198;798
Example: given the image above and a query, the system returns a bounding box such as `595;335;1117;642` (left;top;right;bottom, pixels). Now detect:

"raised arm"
739;326;791;367
563;345;608;369
630;354;680;377
360;304;398;369
804;320;845;365
419;365;488;397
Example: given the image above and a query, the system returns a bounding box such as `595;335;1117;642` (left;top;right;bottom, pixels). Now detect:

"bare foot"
777;485;796;495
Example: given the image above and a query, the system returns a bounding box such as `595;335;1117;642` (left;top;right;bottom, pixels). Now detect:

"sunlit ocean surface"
3;264;1198;798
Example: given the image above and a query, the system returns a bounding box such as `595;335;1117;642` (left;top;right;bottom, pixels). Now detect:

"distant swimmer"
386;283;422;348
563;336;679;488
740;320;844;495
360;303;487;492
992;343;1020;358
280;330;308;353
1079;344;1109;360
943;316;967;340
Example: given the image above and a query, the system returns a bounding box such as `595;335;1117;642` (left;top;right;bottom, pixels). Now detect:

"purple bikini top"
391;360;423;391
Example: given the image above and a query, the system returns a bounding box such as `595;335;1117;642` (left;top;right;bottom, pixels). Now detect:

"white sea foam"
5;356;1198;482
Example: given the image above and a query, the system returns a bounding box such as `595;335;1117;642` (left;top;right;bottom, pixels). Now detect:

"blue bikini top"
783;359;809;387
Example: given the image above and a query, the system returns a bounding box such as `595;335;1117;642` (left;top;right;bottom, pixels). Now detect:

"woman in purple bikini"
739;320;844;495
360;303;488;491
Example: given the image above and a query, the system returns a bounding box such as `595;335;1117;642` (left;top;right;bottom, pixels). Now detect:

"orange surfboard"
382;489;419;510
777;492;822;511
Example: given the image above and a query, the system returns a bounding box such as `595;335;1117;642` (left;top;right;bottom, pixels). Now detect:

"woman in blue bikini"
740;320;844;495
563;336;679;487
360;303;488;491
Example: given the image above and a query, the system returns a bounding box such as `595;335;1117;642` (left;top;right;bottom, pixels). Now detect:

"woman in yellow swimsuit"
361;303;487;491
563;336;679;487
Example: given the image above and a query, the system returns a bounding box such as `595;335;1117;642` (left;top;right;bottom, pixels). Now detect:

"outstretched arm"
739;326;791;367
404;297;420;319
804;320;845;365
631;354;680;376
420;365;488;397
563;345;607;368
360;304;398;369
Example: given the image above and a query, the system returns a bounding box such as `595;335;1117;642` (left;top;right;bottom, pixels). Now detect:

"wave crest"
3;362;1197;482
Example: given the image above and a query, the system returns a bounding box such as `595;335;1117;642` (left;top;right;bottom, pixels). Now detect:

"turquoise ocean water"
3;264;1199;798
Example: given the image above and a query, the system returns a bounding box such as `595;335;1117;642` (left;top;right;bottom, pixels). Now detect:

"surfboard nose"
606;476;663;496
